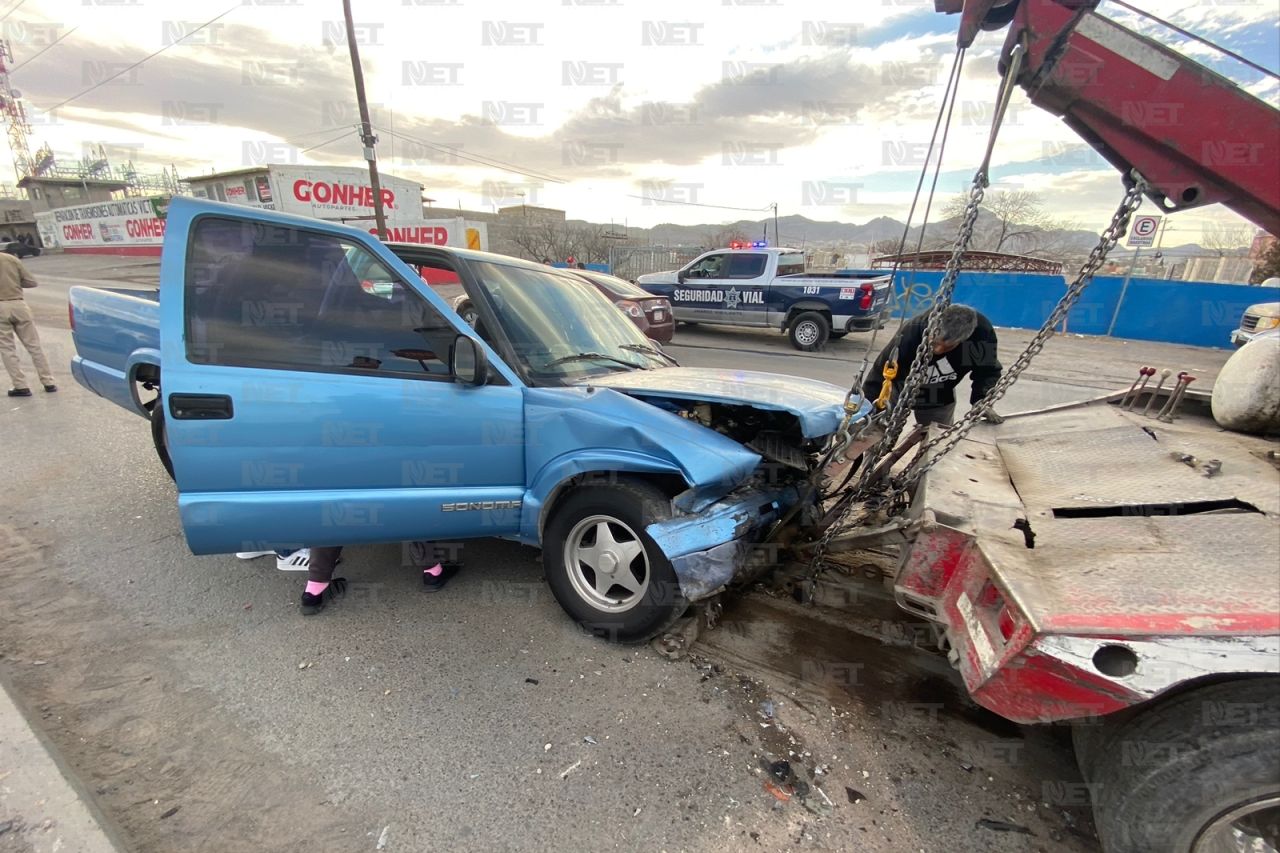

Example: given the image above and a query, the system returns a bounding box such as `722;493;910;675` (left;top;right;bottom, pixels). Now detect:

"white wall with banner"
35;196;170;255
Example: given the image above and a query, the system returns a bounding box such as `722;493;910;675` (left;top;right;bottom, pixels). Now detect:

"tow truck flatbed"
894;392;1280;725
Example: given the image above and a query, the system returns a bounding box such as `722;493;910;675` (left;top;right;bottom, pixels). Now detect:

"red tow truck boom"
937;0;1280;235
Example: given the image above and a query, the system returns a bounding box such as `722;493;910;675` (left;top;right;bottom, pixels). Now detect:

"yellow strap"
875;359;898;410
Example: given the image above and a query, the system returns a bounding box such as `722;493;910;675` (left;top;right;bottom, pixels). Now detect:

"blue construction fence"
840;269;1278;349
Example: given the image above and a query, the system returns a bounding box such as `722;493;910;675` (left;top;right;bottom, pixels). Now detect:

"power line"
378;126;566;184
301;128;357;154
11;25;78;71
623;194;773;212
42;2;240;112
286;125;362;146
1109;0;1279;80
0;0;26;24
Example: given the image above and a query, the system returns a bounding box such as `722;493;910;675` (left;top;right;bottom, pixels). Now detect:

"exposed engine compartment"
667;400;824;482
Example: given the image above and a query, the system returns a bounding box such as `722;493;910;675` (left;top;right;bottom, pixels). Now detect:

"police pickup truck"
636;247;892;351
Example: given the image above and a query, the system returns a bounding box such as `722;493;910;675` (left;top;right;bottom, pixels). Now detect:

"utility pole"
772;202;779;246
342;0;387;240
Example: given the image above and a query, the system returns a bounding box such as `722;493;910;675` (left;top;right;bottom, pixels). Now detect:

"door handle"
168;393;234;420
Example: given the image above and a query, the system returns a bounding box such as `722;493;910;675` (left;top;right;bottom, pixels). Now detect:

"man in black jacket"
861;304;1004;426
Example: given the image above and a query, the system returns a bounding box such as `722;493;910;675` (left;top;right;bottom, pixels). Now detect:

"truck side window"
184;217;457;380
776;255;805;277
725;253;767;278
686;253;725;278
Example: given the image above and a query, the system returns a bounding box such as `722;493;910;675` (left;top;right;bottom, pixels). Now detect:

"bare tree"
702;226;749;248
936;188;1088;265
941;189;1056;252
1250;237;1280;284
869;237;903;257
1201;222;1251;256
505;219;612;264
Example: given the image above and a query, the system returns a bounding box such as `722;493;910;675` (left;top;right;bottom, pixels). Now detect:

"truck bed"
68;285;160;417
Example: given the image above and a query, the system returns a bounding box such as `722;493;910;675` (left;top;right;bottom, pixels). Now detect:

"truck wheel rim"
564;514;650;614
1193;795;1280;853
795;321;820;346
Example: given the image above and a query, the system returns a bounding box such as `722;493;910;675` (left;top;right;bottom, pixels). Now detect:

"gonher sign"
1126;214;1162;248
185;166;424;223
369;218;488;251
271;166;421;221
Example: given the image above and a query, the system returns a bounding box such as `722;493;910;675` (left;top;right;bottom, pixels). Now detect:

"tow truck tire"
543;479;688;644
1077;678;1280;853
788;312;829;351
149;400;175;482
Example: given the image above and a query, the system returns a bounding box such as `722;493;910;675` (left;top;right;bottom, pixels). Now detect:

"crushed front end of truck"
576;368;872;603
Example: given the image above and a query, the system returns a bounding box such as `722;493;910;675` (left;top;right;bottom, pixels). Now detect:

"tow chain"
885;173;1149;502
805;171;1148;576
805;170;987;575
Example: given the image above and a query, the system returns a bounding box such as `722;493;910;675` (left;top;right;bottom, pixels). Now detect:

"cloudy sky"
6;0;1278;243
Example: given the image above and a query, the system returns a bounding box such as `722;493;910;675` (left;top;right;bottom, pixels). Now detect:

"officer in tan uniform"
0;251;56;396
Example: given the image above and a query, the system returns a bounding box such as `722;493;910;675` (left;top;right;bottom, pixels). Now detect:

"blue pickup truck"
636;247;892;351
68;198;870;642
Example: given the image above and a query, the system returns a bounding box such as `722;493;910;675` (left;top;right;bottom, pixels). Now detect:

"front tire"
788;311;830;351
1078;678;1280;853
543;479;687;643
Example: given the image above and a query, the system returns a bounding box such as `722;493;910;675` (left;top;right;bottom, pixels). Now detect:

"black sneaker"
421;563;461;593
300;577;348;616
7;388;31;397
43;384;56;393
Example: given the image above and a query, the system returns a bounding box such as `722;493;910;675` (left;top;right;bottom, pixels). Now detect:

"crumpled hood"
577;366;855;439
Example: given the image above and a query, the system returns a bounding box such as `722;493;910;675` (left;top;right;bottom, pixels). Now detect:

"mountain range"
595;212;1244;259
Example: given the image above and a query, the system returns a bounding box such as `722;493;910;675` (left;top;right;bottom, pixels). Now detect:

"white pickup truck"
636;247;892;351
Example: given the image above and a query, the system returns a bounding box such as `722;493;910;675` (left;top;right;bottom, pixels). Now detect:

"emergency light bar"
728;240;767;249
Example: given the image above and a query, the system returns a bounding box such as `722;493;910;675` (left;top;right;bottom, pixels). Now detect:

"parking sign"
1127;214;1161;247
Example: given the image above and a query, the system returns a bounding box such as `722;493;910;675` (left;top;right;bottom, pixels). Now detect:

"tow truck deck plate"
925;403;1280;637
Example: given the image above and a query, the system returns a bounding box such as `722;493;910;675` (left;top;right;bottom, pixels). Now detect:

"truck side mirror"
452;335;489;386
677;270;687;283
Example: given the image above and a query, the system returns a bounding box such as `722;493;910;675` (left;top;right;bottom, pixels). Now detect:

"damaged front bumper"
646;483;804;601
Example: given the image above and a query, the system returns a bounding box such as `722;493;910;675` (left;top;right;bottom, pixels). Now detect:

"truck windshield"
468;261;664;382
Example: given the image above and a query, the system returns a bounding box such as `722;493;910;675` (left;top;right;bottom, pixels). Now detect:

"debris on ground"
583;736;598;745
845;788;865;804
159;806;180;820
376;825;390;849
524;678;539;685
559;760;582;780
763;780;792;802
976;818;1035;835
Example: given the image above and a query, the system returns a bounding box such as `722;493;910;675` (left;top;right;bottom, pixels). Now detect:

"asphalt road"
0;254;1233;853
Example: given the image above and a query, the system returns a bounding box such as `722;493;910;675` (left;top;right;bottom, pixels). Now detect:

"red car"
569;269;675;343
